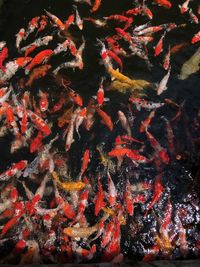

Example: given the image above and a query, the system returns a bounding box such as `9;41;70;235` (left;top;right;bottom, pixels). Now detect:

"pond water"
0;0;199;264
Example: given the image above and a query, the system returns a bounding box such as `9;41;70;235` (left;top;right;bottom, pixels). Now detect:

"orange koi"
153;0;172;9
124;180;134;216
96;108;113;131
145;173;164;216
30;131;43;153
69;90;83;106
91;0;101;12
25;49;53;74
140;110;156;133
191;31;200;44
45;10;65;30
80;149;90;177
94;174;105;216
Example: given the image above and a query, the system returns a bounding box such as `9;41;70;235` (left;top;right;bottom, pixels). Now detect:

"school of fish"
0;0;199;264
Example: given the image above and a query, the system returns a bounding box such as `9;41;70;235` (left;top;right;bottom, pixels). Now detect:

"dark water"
0;0;199;264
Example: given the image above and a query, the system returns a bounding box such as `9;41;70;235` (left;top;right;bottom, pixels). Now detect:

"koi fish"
107;170;117;207
140;110;156;133
51;171;86;191
79;149;90;177
24;16;40;40
145;172;164;216
0;47;8;72
96;108;113;131
154;32;166;57
153;0;172;9
0;160;27;181
163;46;171;70
129;97;165;110
93;79;109;106
0;57;32;84
157;67;171;95
179;47;200;80
26;64;51;86
189;9;199;24
37;15;48;33
25;49;53;74
191;31;200;44
30;131;43;153
27;110;51;135
118;110;131;136
94;174;105;216
64;223;99;238
124;179;134;216
108;67;152;90
45;10;65;31
73;5;83;30
21;36;53;56
91;0;101;12
39;91;49;112
179;0;190;14
16;28;25;50
145;129;170;164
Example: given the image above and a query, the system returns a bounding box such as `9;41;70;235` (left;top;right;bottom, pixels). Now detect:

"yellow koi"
51;171;86;191
108;67;152;90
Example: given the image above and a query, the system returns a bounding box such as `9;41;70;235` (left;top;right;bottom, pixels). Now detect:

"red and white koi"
15;28;25;50
0;57;32;83
37;15;48;33
24;16;40;40
20;36;53;56
157;67;171;95
0;160;27;181
189;9;199;24
28;110;51;136
73;5;83;30
80;149;90;177
145;129;170;164
75;107;87;137
39;91;49;112
107;170;117;207
163;46;171;70
129;97;165;111
142;2;153;20
140;110;156;133
45;10;65;31
93;79;109;106
0;47;8;72
179;0;190;14
64;113;76;151
154;32;166;57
